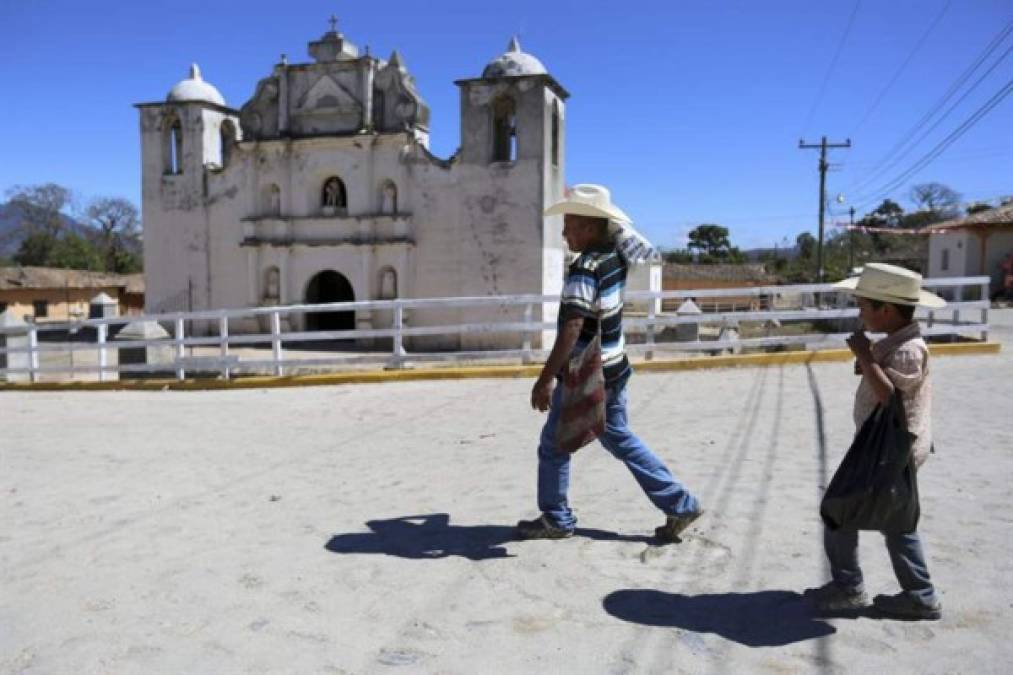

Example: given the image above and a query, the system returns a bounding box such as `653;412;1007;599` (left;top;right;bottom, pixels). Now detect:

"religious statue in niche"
322;177;346;215
379;268;397;300
262;267;280;305
324;180;340;206
381;183;398;215
258;266;291;332
267;188;281;217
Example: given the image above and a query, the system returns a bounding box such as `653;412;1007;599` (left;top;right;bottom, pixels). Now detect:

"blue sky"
1;0;1010;250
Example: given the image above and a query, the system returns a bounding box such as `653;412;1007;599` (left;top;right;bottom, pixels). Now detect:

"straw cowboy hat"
544;184;632;226
833;262;946;309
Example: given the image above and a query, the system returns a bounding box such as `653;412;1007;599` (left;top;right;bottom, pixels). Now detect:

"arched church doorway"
305;270;355;332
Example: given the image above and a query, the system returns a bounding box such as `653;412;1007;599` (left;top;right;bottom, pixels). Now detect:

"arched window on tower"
322;177;347;214
220;120;237;169
551;101;560;167
492;95;517;163
163;115;184;175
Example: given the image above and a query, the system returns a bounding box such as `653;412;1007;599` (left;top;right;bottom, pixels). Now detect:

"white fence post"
28;327;39;384
521;303;533;364
389;302;405;369
645;298;656;361
981;279;989;342
174;317;185;381
97;323;108;383
219;315;231;380
271;308;283;375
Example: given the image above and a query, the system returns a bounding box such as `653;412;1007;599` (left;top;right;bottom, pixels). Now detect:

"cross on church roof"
328;14;338;32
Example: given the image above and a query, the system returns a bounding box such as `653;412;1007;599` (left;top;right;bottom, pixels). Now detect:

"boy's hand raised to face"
846;330;872;360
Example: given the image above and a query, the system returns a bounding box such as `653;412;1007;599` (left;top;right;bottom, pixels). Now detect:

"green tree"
663;248;694;264
687;224;732;259
900;210;938;229
6;183;74;266
796;232;816;260
4;184;142;272
866;199;904;228
966;202;994;215
49;232;104;270
85;197;142;273
6;183;73;239
13;231;59;266
910;182;961;219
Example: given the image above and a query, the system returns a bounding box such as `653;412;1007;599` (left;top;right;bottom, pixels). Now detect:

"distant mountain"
0;202;93;257
742;245;800;262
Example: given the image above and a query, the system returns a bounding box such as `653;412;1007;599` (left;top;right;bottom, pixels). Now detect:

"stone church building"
136;21;653;349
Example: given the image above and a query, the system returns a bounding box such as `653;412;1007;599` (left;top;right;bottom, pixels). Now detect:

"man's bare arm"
530;317;585;411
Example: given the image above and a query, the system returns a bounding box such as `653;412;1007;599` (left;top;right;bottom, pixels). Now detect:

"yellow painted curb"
0;341;1000;393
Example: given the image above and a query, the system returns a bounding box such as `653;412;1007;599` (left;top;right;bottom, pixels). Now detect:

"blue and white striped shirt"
558;244;632;388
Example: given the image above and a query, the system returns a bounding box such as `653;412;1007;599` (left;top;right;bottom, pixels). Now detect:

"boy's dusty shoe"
803;581;869;613
655;509;704;543
515;515;574;540
873;592;942;620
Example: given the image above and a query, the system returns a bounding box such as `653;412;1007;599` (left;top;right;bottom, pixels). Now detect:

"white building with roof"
924;203;1013;300
135;21;588;349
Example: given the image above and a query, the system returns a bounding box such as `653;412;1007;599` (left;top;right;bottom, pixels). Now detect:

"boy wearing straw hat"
516;184;703;542
805;263;945;620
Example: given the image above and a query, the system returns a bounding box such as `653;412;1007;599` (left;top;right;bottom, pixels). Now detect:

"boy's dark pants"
824;527;939;606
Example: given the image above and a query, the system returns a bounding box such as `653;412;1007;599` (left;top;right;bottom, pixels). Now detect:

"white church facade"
135;21;656;349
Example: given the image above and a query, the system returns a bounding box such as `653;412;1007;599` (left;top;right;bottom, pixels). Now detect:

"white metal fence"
0;276;991;384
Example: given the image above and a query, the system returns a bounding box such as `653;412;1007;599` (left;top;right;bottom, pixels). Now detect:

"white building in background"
924;203;1013;300
135;21;660;349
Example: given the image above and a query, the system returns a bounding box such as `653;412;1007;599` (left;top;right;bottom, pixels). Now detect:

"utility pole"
798;136;851;282
848;206;856;272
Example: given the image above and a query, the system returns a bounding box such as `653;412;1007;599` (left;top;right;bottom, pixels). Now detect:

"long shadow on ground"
603;589;836;647
324;513;655;561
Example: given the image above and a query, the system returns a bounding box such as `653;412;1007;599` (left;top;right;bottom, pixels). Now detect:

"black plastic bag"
820;395;920;533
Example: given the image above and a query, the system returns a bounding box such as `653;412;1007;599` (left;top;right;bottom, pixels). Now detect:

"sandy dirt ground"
2;311;1011;674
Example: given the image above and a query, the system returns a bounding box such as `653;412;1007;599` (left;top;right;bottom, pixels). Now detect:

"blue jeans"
536;381;700;531
824;527;939;606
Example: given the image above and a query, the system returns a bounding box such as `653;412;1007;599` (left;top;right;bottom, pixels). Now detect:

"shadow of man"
603;589;835;647
325;514;515;561
325;514;658;561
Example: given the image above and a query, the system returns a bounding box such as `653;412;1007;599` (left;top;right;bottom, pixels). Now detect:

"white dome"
167;64;226;106
482;37;548;78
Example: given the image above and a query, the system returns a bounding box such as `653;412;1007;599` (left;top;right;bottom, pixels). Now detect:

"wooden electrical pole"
799;136;851;282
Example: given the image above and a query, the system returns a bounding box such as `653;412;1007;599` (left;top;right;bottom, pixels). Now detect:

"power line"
843;146;1013;169
852;79;1013;210
855;78;1013;204
846;18;1013;193
800;0;862;137
851;40;1013;195
849;0;952;136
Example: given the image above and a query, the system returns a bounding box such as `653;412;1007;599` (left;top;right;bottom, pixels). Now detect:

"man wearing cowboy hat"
516;184;703;542
805;263;945;620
